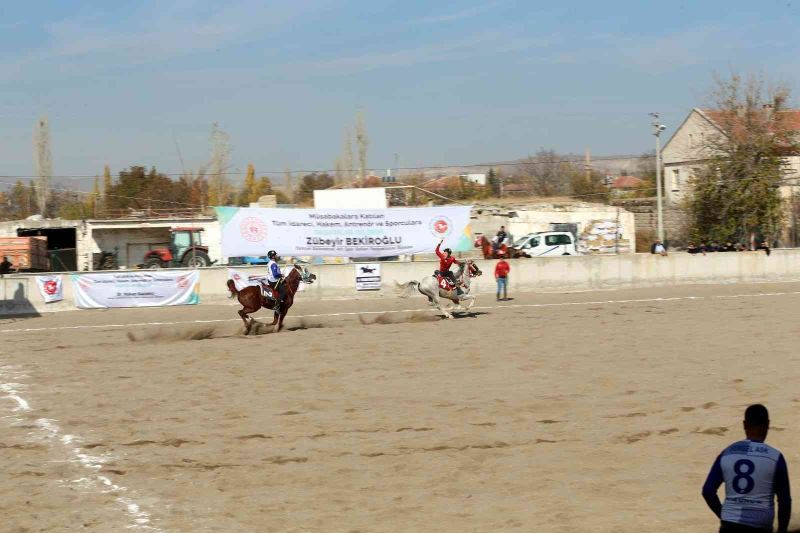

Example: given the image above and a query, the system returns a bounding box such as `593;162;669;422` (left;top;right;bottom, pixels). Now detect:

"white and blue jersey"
702;439;791;529
266;260;282;283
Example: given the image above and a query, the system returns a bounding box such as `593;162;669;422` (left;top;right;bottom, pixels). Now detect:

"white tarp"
35;274;64;303
71;271;200;309
216;206;473;258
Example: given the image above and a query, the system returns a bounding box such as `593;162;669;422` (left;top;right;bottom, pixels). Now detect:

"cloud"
298;30;552;74
0;0;322;83
412;1;505;25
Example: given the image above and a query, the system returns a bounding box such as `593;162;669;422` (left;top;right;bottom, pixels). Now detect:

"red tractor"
143;228;213;268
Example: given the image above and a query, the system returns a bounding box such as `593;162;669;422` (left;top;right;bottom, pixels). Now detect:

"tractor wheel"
145;257;164;269
183;251;211;268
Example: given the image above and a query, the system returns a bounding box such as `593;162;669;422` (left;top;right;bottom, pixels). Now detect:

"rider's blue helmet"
267;250;278;259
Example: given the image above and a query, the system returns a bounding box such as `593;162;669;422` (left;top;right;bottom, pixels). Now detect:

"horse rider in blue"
265;250;286;317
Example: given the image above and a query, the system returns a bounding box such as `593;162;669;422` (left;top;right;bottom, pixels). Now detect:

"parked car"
512;231;578;256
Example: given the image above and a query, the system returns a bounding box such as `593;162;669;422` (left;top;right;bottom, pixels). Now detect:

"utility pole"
33;116;52;215
650;113;666;243
584;148;591;182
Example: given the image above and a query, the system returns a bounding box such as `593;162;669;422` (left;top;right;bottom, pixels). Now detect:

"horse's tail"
395;280;419;299
226;279;238;299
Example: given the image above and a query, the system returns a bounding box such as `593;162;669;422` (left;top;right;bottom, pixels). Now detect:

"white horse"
396;260;482;319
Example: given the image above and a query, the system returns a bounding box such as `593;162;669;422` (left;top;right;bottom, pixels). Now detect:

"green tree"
238;163;257;205
254;176;274;197
295;173;335;204
102;165;112;211
569;168;609;202
107;166;182;212
686;73;798;246
487;168;501;197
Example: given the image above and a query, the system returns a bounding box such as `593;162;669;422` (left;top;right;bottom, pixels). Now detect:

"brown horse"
477;235;527;259
226;264;316;334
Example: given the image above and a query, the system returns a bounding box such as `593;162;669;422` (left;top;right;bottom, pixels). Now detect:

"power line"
1;171;795;212
0;153;654;181
0;178;205;208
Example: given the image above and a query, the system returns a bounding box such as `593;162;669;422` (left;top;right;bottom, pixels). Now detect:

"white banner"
228;267;305;292
35;275;64;303
216;206;473;258
355;263;381;291
72;271;200;309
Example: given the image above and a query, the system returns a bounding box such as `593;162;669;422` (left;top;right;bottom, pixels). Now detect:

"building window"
688;134;694;148
672;169;681;191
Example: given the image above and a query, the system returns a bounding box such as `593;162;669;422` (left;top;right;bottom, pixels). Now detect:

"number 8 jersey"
704;439;790;529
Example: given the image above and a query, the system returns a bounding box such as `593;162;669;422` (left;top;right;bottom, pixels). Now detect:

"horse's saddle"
433;271;457;291
259;282;276;301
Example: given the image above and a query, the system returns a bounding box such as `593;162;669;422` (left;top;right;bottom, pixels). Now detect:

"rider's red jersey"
435;243;461;272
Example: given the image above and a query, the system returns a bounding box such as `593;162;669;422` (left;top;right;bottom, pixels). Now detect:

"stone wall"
612;198;686;248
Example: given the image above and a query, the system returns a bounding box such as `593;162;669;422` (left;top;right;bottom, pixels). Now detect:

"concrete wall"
508;208;636;254
81;218;221;270
3;249;800;316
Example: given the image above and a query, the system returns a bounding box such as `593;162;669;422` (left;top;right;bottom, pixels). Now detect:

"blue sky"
1;0;798;184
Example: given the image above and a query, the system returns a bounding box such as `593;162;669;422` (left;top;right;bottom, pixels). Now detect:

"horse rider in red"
435;239;463;294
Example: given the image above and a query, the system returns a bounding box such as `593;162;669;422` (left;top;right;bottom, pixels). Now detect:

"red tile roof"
611;176;644;189
702;108;800;131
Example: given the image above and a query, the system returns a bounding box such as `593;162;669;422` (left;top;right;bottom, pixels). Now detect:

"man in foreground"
702;404;791;532
495;258;509;301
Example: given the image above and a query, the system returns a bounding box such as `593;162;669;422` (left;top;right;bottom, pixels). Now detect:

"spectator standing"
702;404;791;533
494;258;510;301
0;256;13;277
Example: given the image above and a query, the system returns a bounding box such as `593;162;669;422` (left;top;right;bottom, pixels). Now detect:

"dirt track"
2;282;799;532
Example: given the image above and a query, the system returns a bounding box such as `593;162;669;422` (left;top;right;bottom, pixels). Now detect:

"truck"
143;228;213;268
512;231;578;256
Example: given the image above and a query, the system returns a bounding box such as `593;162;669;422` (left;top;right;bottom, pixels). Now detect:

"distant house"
610;175;645;190
421;175;486;192
606;175;645;197
661;107;800;204
459;173;487;185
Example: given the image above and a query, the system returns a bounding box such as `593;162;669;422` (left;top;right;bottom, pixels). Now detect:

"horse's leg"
461;294;476;311
434;293;453;319
238;308;251;334
269;302;280;326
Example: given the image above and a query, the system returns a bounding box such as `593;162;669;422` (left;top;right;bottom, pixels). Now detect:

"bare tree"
355;112;369;179
33;116;52;215
341;128;354;184
207;122;232;206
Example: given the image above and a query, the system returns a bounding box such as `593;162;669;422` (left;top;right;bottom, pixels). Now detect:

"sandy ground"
1;282;799;532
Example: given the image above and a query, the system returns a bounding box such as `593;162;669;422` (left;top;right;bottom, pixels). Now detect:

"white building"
460;173;487;186
662;108;800;205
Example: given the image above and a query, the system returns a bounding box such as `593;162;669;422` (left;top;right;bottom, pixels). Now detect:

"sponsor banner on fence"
71;271;200;309
216;205;473;258
355;263;381;291
228;266;305;292
35;274;64;303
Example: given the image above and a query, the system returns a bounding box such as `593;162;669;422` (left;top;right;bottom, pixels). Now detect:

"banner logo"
429;216;452;238
43;280;58;295
240;216;267;242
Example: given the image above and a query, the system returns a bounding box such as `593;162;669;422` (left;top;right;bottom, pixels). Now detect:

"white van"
513;231;578;256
